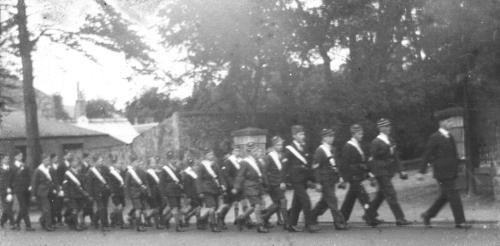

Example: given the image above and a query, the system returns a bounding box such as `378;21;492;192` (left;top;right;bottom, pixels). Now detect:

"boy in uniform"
124;155;150;232
87;154;112;231
12;150;34;231
63;156;92;231
159;153;184;231
31;154;57;231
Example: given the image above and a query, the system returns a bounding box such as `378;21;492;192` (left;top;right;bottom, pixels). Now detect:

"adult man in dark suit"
339;124;371;223
418;109;471;229
12;150;35;231
0;153;15;229
87;154;112;231
364;118;411;226
311;129;347;230
232;142;268;233
31;154;57;231
261;136;288;230
284;125;320;233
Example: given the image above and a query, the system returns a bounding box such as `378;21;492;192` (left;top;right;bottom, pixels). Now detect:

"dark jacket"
159;165;183;197
234;157;266;195
284;142;312;184
196;160;225;195
263;151;286;187
124;167;149;199
312;144;340;184
181;167;198;198
31;166;56;198
420;131;460;180
220;155;240;189
368;136;402;177
55;160;70;186
86;165;111;199
63;169;90;199
108;167;125;195
339;141;370;182
12;162;32;194
0;165;14;196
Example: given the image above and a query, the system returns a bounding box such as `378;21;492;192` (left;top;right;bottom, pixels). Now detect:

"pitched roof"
75;116;139;144
0;111;107;139
133;122;159;134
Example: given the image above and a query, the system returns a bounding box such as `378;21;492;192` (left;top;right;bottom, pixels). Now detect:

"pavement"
1;171;500;246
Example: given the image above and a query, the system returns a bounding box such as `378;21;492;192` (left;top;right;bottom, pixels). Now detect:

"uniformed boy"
87;154;112;231
196;149;226;232
364;118;411;226
49;153;64;227
232;143;268;233
0;154;14;229
159;153;184;232
108;155;127;229
145;156;165;230
180;157;202;228
217;145;242;230
124;155;150;231
80;153;95;227
284;125;319;233
62;156;92;231
339;124;371;223
261;136;288;230
310;129;347;230
31;154;57;231
11;150;34;231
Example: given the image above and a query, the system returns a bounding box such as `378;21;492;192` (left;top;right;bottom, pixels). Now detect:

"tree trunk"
17;0;41;168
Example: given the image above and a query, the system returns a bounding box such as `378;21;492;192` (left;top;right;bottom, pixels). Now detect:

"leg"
378;177;406;222
440;180;466;225
287;187;302;226
322;183;346;228
340;183;358;222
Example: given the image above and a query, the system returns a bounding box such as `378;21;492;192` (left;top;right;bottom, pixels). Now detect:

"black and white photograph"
0;0;499;245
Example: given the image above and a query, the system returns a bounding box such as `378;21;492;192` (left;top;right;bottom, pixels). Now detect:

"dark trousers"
288;182;313;227
425;179;465;224
340;181;370;221
366;176;405;221
15;191;31;227
82;199;94;224
1;195;14;226
311;182;345;225
38;196;52;228
51;196;64;224
95;195;110;227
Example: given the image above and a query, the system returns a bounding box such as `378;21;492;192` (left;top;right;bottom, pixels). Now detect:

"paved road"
1;223;499;246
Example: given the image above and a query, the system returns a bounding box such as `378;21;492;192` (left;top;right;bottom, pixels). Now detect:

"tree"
125;87;180;124
86;99;117;119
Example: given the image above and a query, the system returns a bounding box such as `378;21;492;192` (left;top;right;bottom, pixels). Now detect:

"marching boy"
63;156;92;231
124;155;150;232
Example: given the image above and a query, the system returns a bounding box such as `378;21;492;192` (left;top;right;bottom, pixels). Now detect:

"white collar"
439;128;450;138
347;138;365;159
377;133;391;145
244;156;262;177
14;160;22;168
268;150;282;171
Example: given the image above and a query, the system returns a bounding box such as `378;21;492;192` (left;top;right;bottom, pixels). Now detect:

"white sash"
162;166;179;183
184;167;198;179
147;169;160;184
347;139;365;161
14;161;22;169
38;165;52;181
227;155;240;170
201;160;217;179
127;166;143;185
319;144;337;167
268;151;282;171
90;167;107;185
109;167;124;186
64;160;70;168
285;145;307;165
65;170;81;187
244;157;262;177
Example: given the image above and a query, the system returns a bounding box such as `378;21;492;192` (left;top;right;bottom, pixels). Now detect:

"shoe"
25;227;35;232
306;224;321;233
420;213;431;227
100;226;112;232
277;219;284;226
263;220;274;229
286;225;303;232
11;224;21;231
136;225;146;232
455;223;472;229
235;218;244;231
176;225;185;232
334;223;348;230
44;226;55;232
362;215;380;227
257;225;269;233
396;219;412;226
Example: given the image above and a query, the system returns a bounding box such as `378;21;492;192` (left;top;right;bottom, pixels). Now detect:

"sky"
21;0;345;110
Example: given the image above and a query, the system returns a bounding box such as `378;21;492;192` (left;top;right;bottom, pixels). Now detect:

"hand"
231;188;238;195
399;172;408;180
416;173;425;181
315;183;322;192
28;186;32;192
279;183;286;190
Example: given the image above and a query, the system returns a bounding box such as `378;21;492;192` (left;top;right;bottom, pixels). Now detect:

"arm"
420;135;437;174
312;149;322;183
233;162;246;192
